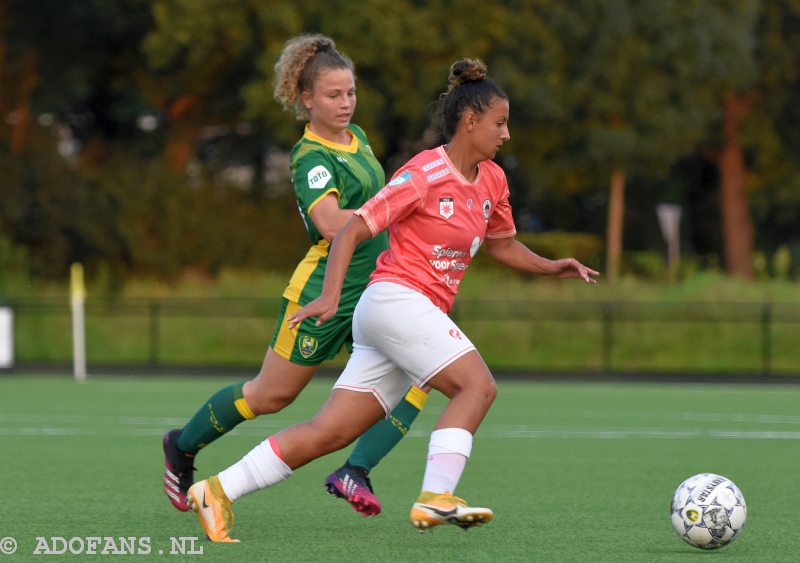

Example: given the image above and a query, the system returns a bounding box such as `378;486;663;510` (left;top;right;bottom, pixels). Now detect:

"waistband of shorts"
366;278;451;313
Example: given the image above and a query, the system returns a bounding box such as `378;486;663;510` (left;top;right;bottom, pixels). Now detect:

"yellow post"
71;263;86;381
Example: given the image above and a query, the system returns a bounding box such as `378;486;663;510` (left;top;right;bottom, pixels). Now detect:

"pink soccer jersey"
355;146;516;313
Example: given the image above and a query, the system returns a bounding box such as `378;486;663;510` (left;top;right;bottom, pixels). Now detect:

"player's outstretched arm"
483;236;599;283
288;215;374;328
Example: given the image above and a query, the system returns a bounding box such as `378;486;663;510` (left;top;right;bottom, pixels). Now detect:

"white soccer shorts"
333;281;476;415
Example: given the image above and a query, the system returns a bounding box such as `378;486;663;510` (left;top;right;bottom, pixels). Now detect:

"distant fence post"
71;263;87;381
149;300;160;366
761;303;772;375
0;306;13;369
602;302;613;372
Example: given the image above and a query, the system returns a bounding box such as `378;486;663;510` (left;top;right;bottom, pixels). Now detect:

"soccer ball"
670;473;746;549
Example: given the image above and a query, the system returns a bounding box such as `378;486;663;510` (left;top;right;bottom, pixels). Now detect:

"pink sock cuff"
268;435;286;463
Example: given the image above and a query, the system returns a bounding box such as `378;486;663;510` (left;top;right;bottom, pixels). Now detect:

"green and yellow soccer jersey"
283;124;389;312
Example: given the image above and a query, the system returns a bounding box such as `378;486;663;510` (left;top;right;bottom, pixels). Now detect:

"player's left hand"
287;294;339;328
553;258;599;283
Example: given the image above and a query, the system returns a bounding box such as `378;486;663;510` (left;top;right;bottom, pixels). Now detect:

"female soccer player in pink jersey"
186;58;598;542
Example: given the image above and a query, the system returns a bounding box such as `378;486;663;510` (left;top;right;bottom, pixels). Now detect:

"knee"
248;394;294;416
480;379;497;407
455;374;496;404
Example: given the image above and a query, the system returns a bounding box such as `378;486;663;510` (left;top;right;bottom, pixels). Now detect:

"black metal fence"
4;297;800;375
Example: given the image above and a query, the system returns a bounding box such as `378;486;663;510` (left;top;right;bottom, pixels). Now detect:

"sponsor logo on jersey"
430;245;469;272
307;165;332;189
388;170;412;186
449;329;462;340
422;158;445;172
467;198;473;210
298;336;318;358
482;199;492;220
432;245;467;259
427;168;451;182
336;156;348;163
439;197;454;219
469;236;481;258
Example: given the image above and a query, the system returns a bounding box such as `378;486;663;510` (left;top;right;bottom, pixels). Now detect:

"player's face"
303;68;356;137
473;97;510;160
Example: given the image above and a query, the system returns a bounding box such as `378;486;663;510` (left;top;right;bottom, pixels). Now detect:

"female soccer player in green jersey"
163;33;428;517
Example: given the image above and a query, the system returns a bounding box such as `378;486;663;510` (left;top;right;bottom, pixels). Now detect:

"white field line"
420;408;800;425
0;428;95;435
1;428;799;439
1;412;800;438
4;411;800;425
0;414;295;427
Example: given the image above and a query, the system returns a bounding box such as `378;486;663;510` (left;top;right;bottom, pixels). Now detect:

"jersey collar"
304;125;359;153
437;145;481;185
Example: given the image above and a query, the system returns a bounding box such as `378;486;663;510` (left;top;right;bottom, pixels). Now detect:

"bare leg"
274;389;387;469
425;350;497;432
242;347;319;415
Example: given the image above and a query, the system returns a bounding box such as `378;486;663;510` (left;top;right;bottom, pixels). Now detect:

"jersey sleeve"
485;175;517;239
292;149;339;214
355;166;426;236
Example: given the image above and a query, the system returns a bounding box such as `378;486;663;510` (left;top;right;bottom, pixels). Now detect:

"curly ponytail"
273;34;355;121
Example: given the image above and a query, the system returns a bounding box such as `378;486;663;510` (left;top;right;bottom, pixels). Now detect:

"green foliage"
84;154;312;279
620;251;666;281
0;232;29;297
3;0;800;286
471;231;603;274
773;245;793;279
0;134;131;284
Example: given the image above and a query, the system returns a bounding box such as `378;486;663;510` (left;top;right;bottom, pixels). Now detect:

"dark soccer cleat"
163;429;196;512
324;461;382;517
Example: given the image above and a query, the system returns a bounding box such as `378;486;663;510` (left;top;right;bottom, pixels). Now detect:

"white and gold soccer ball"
670;473;747;549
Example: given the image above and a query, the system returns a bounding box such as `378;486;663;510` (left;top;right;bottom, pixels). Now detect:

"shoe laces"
170;450;196;482
177;459;197;481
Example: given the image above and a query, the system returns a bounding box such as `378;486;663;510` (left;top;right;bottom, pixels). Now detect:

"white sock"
218;436;293;502
421;428;473;494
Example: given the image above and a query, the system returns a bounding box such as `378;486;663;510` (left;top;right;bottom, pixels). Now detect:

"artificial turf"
1;375;799;561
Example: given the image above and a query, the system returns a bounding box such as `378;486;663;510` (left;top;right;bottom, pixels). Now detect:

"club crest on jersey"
482;199;492;220
307;165;331;189
298;336;318;358
439;197;454;220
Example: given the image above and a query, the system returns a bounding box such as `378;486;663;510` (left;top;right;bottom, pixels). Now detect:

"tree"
0;0;155;280
504;1;759;280
705;0;800;278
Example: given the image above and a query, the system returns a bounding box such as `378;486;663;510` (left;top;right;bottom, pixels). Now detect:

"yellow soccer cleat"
410;491;493;532
187;476;240;543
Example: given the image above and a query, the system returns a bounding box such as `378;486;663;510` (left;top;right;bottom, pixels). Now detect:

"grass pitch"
1;375;799;561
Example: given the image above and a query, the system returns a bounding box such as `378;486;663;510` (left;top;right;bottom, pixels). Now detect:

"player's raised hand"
553;258;599;283
287;294;339;328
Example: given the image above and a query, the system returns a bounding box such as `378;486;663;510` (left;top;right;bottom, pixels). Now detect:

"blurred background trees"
1;0;799;289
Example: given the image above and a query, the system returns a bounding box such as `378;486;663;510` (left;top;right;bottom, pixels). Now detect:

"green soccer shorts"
270;298;355;366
